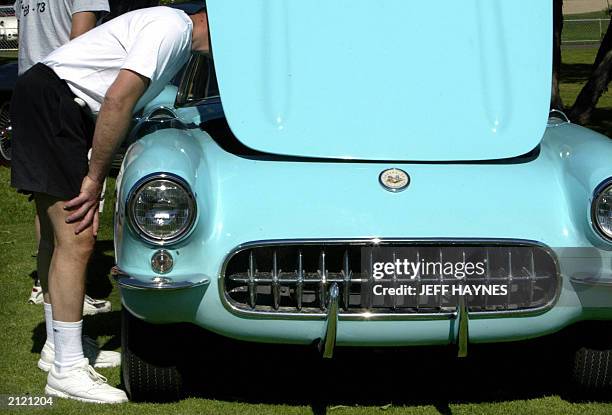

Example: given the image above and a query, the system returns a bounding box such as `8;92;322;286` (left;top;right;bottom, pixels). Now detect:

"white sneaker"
45;358;128;404
38;336;121;372
27;283;44;304
83;295;112;316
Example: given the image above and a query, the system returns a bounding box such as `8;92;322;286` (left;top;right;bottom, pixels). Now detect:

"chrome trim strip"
145;106;177;120
247;251;257;308
342;250;351;311
125;172;198;247
296;250;304;311
219;238;561;321
133;106;178;123
319;283;339;359
570;275;612;287
118;274;209;291
272;250;281;310
547;109;571;126
318;250;327;310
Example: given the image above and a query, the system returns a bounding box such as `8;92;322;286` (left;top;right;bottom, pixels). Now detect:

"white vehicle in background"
0;5;17;47
0;5;15;163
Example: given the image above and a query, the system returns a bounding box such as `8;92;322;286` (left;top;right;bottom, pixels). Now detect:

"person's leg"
36;193;93;373
26;211;45;305
41;193;93;321
37;205;110;314
36;192;126;403
36;207;52;302
35;200;54;346
11;65;124;402
36;192;121;373
35;212;48;300
35;212;41;254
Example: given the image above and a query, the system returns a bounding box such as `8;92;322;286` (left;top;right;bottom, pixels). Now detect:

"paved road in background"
564;0;609;15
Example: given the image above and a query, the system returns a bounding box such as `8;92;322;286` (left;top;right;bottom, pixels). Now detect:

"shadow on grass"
152;321;611;412
560;63;594;84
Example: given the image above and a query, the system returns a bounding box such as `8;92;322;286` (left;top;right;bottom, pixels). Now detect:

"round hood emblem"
379;168;410;192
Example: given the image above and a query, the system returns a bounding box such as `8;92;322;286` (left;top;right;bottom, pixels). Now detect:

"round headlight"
128;175;196;244
593;181;612;241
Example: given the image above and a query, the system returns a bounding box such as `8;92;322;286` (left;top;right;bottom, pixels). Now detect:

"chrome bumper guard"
319;283;339;358
318;282;470;359
456;293;469;358
116;270;209;291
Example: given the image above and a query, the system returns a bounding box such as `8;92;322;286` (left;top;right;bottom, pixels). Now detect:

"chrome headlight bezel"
591;178;612;242
127;173;197;246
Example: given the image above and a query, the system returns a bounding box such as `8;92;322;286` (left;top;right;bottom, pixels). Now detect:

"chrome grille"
221;241;560;317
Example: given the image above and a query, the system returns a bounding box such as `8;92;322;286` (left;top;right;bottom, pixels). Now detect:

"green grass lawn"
563;19;609;44
562;10;610;44
0;46;611;414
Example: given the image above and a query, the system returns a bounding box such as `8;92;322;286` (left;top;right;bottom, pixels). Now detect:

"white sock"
53;320;84;373
43;302;54;347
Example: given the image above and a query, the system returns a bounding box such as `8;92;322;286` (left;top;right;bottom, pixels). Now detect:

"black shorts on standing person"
10;63;94;200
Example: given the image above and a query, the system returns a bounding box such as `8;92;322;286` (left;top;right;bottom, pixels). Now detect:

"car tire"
571;339;612;395
121;307;184;402
0;100;11;164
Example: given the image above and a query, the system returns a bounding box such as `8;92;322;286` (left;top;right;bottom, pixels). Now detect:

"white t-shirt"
43;6;192;114
14;0;110;75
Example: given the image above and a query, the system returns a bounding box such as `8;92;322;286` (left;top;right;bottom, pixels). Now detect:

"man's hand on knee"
64;176;103;236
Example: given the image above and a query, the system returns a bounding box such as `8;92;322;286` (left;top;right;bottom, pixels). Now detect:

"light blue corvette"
114;0;612;401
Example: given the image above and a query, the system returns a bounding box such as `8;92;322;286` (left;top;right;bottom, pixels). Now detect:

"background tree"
553;0;612;124
551;0;564;109
567;16;612;123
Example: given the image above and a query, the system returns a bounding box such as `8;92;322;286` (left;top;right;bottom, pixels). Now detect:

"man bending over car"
15;1;120;375
10;5;210;404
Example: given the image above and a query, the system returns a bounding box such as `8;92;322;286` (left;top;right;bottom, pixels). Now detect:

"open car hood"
207;0;552;161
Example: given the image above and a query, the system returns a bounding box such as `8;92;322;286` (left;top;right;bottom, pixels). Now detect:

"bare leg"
35;194;95;322
35;212;41;250
34;206;53;304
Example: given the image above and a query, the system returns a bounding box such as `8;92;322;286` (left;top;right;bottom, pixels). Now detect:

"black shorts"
10;63;94;200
